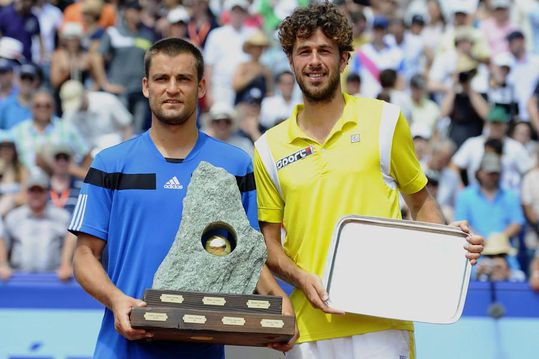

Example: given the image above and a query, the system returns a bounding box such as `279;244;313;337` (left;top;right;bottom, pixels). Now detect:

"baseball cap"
167;6;190;24
123;0;142;10
0;58;14;72
27;170;50;189
506;30;525;42
372;15;389;29
487;106;510;123
479;152;502;173
0;37;23;61
410;74;426;89
411;14;426;26
61;22;84;38
491;0;511;9
238;88;263;105
209;102;236;120
59;80;84;113
224;0;249;12
19;64;39;78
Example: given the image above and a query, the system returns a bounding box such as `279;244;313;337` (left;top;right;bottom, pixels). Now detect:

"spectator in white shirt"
260;70;299;128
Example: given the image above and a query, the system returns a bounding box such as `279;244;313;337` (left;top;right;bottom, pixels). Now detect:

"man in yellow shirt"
253;3;484;358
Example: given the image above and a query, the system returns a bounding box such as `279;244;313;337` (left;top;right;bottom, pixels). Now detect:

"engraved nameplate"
144;312;168;322
183;314;207;324
246;300;271;309
222;316;246;326
160;294;184;304
260;319;285;328
202;296;226;306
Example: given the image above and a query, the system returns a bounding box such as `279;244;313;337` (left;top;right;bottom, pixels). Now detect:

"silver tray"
322;215;472;324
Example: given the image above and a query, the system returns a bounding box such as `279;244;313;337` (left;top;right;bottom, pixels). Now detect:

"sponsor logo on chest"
276;146;315;170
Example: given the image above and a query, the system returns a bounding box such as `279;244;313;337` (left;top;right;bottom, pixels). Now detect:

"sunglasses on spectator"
20;74;36;82
212;118;232;125
28;186;46;193
54;153;71;161
33;102;52;109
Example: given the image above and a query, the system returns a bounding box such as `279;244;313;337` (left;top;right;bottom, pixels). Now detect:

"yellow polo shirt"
254;93;427;343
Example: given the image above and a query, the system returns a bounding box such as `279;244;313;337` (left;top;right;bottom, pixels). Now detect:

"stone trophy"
130;162;295;346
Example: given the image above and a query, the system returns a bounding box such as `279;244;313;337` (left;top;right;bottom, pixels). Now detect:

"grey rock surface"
152;161;267;294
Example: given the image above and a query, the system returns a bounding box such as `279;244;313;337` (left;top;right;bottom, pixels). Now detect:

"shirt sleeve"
253;148;284;223
454;190;470;222
68;155;112;240
239;160;260;231
109;94;133;127
389;111;428;194
451;139;472;169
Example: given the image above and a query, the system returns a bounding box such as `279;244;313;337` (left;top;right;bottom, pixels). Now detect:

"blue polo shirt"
0;94;31;130
454;184;525;238
68;130;258;359
0;5;41;62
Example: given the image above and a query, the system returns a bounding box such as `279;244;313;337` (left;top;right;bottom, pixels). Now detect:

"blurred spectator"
521;149;539;255
488;53;519;119
350;15;405;98
45;143;81;215
63;0;117;31
60;80;133;155
421;0;447;69
260;70;298;129
0;130;28;217
439;54;489;148
0;36;24;64
165;6;190;39
32;0;63;73
204;102;253;156
0;63;42;130
9;90;91;179
236;91;265;143
258;0;307;33
479;0;516;56
411;125;430;164
451;106;533;192
530;0;539;56
0;216;11;280
475;232;525;282
233;29;273;106
187;0;219;49
510;121;539;157
409;73;440;138
98;0;155;132
527;78;539;133
350;10;369;49
455;152;525;278
503;30;539;121
423;138;460;221
387;17;425;81
0;0;44;63
204;0;254;108
378;68;411;119
345;73;361;97
50;22;113;113
80;0;107;54
0;170;75;281
530;250;539;291
0;59;16;103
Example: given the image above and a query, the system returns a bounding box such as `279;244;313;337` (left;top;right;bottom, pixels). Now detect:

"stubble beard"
151;102;195;127
296;70;340;104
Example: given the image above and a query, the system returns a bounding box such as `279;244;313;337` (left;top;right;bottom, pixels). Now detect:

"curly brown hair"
278;2;353;57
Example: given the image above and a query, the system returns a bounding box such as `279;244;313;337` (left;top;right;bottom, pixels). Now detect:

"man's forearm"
74;244;123;310
404;187;446;224
260;222;305;288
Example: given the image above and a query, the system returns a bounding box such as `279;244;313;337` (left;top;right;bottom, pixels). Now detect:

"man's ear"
340;51;351;73
142;77;149;99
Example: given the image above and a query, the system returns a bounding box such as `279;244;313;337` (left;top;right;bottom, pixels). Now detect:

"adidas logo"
164;176;183;190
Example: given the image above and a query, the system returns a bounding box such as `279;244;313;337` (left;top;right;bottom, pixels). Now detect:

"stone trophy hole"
201;222;237;256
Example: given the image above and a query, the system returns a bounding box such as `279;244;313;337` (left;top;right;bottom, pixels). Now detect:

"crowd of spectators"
0;0;538;291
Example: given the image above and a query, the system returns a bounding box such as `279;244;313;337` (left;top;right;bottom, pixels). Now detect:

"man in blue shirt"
0;63;40;130
455;152;524;277
70;38;295;358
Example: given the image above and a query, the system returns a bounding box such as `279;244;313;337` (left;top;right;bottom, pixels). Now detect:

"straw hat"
483;233;517;256
242;30;270;53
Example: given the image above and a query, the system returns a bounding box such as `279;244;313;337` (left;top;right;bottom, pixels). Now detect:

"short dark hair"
144;38;204;81
380;69;397;88
484;138;503;155
278;2;353;57
275;70;294;83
